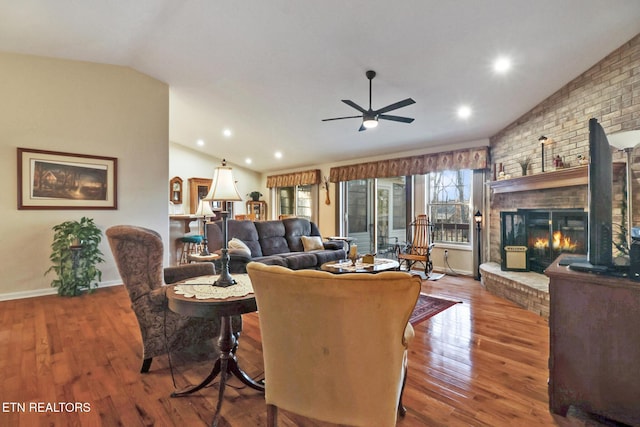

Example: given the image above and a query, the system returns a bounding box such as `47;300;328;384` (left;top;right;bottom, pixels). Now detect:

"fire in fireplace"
501;209;587;273
532;231;579;252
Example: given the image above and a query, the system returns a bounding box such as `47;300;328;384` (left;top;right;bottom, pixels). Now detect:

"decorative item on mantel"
577;154;589;165
496;162;511;180
518;156;532;176
553;155;565;169
539;135;550;172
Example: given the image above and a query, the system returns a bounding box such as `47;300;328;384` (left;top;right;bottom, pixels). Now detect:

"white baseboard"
0;280;122;301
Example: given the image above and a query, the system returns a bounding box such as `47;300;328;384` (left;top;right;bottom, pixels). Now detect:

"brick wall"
489;33;640;263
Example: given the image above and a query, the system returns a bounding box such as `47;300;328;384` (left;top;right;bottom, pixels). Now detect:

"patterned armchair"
106;225;241;373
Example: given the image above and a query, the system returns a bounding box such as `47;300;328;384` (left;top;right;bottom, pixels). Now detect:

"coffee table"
321;257;399;274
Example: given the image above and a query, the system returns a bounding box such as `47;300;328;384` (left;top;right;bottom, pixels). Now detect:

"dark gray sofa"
206;217;345;273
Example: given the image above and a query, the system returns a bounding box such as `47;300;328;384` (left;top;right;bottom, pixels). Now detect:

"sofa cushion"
228;237;251;257
281;252;318;270
301;235;324;252
322;240;343;251
251;255;288;267
283;218;313;252
227;220;262;257
255;221;290;255
313;249;347;266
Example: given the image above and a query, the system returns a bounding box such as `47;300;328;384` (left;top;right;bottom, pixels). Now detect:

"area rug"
410;293;462;325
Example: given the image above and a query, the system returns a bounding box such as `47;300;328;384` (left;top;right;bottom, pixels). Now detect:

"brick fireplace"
483;165;625;317
489;169;589;268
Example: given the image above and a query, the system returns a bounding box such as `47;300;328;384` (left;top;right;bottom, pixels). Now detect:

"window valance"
328;146;488;182
266;169;321;188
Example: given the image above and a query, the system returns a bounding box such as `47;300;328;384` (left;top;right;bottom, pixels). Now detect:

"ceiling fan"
322;70;415;131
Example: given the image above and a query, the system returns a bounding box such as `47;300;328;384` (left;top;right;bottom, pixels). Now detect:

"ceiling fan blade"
322;115;362;122
358;124;366;132
342;99;367;113
375;98;416;115
379;114;414;123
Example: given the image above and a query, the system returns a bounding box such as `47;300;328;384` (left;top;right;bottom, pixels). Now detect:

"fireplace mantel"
490;163;624;194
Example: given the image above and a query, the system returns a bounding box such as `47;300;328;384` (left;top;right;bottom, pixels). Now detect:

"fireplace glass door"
501;209;587;273
501;211;528;271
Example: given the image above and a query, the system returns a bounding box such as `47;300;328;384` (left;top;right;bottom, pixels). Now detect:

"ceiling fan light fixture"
363;117;378;129
322;70;414;131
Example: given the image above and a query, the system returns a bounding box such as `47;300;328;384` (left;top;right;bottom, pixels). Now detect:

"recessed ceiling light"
274;151;283;159
197;139;205;146
493;56;511;74
223;128;232;137
245;158;252;164
457;105;472;119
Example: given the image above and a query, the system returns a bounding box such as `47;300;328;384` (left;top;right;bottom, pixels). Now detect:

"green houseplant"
45;217;104;296
248;191;262;201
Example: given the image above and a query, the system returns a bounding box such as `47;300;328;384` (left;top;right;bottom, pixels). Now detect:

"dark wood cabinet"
188;177;212;214
545;255;640;426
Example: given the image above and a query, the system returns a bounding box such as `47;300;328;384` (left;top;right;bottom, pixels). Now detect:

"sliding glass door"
345;179;374;253
343;176;407;257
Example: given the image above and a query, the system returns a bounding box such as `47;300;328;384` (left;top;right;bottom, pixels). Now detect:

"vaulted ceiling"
1;1;639;172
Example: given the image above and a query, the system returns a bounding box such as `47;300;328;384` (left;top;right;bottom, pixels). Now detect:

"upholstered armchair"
246;262;421;427
106;225;241;373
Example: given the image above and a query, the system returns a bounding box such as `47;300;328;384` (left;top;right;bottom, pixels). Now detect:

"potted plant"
45;217;104;296
248;191;262;201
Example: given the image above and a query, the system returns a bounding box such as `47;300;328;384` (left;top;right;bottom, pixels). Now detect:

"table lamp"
203;159;243;287
194;198;215;256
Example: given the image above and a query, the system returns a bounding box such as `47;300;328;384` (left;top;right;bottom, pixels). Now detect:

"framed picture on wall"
17;148;118;210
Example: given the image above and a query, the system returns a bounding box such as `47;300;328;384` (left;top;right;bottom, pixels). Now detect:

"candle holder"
348;244;358;266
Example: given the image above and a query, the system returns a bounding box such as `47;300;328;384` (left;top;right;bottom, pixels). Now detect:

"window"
427;170;472;244
277;184;314;220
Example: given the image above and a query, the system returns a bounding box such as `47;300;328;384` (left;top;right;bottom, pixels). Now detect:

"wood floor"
0;274;590;426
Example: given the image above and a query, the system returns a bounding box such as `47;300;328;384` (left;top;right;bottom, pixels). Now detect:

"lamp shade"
194;199;215;217
203;160;242;202
608;129;640;150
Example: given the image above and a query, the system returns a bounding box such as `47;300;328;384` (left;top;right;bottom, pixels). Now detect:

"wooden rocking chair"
397;215;434;274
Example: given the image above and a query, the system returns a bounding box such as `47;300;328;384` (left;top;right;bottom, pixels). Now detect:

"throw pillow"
228;237;251;257
301;235;324;252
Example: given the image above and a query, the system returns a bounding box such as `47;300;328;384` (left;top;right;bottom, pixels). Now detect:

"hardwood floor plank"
1;275;594;426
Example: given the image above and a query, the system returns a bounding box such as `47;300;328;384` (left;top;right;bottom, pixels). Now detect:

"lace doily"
174;274;253;299
327;259;396;271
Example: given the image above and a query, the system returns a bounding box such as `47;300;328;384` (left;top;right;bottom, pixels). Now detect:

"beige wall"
0;52;169;299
